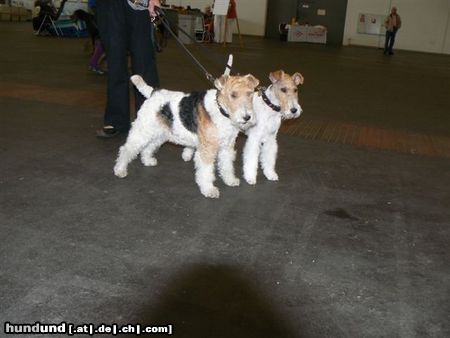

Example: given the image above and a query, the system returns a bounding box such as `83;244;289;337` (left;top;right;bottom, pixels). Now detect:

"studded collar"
260;86;281;112
216;93;230;119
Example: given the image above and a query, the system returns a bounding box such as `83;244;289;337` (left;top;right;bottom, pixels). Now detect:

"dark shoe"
388;51;394;55
89;66;106;75
96;126;121;138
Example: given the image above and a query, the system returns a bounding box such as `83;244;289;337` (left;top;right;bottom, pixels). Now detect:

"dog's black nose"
243;115;251;122
290;108;298;114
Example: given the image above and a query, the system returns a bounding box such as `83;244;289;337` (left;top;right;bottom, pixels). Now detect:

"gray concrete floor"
1;22;450;337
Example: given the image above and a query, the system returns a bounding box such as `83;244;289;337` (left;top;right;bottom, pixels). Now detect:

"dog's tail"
223;54;233;75
130;75;154;98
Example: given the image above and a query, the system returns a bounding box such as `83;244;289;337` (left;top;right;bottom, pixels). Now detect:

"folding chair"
203;23;213;42
35;0;67;37
194;14;213;43
35;12;62;36
194;14;206;42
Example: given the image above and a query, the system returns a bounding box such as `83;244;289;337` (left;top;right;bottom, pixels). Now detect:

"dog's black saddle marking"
159;102;173;124
179;91;207;133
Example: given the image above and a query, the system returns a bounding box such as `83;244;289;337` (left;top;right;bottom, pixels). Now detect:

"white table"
287;25;327;44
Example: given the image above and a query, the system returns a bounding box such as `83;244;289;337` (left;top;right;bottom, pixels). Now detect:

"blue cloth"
88;0;96;9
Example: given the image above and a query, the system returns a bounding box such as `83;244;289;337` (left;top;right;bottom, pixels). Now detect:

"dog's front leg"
182;147;195;162
194;147;220;198
243;135;261;185
260;136;279;181
218;145;240;187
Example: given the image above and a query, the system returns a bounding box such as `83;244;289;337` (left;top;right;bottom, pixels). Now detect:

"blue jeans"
97;0;160;130
384;30;397;54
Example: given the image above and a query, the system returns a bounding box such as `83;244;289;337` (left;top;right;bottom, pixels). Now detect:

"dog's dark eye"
293;88;298;93
231;92;238;99
281;88;288;93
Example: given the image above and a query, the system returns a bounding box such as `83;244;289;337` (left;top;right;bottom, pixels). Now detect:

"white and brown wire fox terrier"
113;73;260;198
243;70;304;184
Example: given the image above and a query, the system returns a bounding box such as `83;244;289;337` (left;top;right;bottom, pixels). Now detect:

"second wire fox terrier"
114;73;260;198
243;70;304;184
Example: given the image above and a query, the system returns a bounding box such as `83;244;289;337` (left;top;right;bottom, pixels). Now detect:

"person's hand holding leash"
148;0;161;17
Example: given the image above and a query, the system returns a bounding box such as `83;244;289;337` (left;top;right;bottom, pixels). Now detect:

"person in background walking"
71;9;105;74
384;6;401;55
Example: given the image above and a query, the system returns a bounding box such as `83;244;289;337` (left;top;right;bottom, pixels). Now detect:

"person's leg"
225;18;235;43
384;31;390;54
96;0;130;132
388;31;397;54
214;15;224;43
128;6;160;112
32;17;41;31
89;39;104;70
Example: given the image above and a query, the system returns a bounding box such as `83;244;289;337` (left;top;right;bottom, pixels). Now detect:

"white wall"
443;6;450;54
343;0;450;54
165;0;268;36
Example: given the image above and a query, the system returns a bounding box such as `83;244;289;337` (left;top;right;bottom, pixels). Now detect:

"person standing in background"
95;0;161;138
384;6;401;55
87;0;97;14
214;0;237;43
225;0;237;43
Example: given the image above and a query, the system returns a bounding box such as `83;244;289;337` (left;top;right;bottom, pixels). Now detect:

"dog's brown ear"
214;75;229;90
269;70;284;84
293;72;304;86
245;74;260;88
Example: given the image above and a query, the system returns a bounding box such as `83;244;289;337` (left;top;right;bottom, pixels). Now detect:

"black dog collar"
260;87;281;112
216;93;230;119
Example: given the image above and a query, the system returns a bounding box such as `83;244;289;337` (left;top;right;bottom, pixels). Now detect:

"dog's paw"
182;148;194;162
265;171;279;181
224;177;240;187
114;167;128;178
142;157;158;167
202;186;220;198
244;175;257;185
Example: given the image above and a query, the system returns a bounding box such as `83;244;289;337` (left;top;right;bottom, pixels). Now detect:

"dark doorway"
265;0;298;39
297;0;348;45
265;0;348;45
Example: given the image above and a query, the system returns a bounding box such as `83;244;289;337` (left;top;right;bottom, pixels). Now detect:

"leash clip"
206;73;215;84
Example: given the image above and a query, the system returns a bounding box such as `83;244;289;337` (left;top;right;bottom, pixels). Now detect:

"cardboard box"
288;25;327;44
307;26;327;44
288;25;308;42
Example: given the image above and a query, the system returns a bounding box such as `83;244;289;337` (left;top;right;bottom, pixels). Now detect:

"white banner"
213;0;229;16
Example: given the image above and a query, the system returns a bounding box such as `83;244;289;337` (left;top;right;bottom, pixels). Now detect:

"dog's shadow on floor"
126;264;299;338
